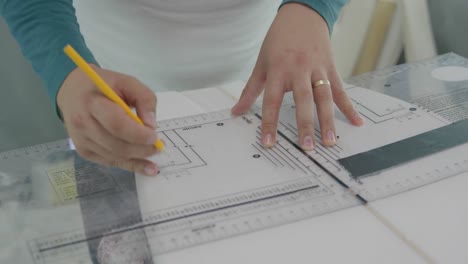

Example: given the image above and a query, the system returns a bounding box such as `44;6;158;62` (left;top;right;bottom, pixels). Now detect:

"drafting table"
1;53;467;264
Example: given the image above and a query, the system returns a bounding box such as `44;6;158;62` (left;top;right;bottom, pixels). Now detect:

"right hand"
57;65;160;176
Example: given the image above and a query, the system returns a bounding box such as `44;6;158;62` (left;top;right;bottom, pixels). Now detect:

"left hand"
232;3;363;150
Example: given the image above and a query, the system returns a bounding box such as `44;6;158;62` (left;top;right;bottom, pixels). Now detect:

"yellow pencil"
63;44;164;151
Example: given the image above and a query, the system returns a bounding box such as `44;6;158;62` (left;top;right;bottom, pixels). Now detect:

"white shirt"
74;0;280;92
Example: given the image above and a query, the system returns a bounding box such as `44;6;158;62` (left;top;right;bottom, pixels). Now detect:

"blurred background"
1;0;467;152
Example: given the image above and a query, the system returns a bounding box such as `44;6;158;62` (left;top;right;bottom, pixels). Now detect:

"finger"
72;127;158;176
291;73;316;151
115;76;157;129
73;138;98;163
90;96;159;146
329;71;364;126
82;137;159;176
261;74;285;148
312;72;336;146
73;135;121;164
87;116;159;159
231;68;266;115
110;158;159;176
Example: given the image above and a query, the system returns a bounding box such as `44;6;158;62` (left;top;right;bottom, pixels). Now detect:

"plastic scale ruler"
5;108;468;263
347;53;468;123
5;110;362;264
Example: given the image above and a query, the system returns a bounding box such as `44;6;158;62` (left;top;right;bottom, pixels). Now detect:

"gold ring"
312;79;331;89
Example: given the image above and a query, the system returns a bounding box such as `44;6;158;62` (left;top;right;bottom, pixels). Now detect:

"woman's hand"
232;3;363;150
57;65;160;176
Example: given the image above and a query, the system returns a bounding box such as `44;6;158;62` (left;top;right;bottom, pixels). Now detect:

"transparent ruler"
6;108;468;263
347;53;468;123
6;110;362;264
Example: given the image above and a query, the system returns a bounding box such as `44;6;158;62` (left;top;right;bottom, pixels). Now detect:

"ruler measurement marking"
257;114;368;205
251;143;278;167
254;141;284;167
275;141;309;174
38;184;319;253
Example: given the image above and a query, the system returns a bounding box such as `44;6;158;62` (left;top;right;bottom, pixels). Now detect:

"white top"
74;0;280;92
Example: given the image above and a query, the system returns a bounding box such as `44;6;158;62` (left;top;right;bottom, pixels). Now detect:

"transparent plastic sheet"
0;147;153;263
348;53;468;123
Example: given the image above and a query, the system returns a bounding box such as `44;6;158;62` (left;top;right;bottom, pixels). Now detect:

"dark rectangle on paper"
338;119;468;178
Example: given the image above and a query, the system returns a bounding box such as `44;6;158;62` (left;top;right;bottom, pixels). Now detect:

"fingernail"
144;112;156;129
231;103;243;115
230;106;236;114
302;136;314;150
147;134;158;145
263;133;273;147
326;130;336;145
144;164;157;176
353;113;364;125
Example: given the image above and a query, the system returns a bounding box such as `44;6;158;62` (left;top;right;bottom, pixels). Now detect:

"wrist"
279;0;345;34
57;63;99;118
278;2;330;35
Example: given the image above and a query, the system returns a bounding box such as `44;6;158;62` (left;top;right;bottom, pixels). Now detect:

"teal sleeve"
0;0;98;116
280;0;348;33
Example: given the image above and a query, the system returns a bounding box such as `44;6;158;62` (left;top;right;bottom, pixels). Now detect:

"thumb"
115;75;157;129
135;89;157;130
231;69;265;115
